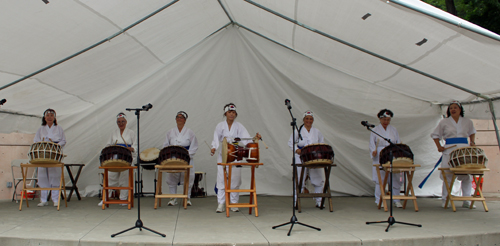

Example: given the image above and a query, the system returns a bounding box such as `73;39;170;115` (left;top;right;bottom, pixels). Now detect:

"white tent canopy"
1;0;499;197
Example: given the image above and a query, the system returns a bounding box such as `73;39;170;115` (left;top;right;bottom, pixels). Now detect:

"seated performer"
98;112;137;206
210;103;261;213
163;111;198;206
369;109;403;208
35;109;66;207
288;110;326;208
431;100;476;208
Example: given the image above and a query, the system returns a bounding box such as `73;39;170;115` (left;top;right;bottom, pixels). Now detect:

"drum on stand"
299;143;334;165
221;137;260;163
28;141;64;164
140;147;160;170
158;146;190;165
379;144;413;165
449;147;488;169
100;145;133;172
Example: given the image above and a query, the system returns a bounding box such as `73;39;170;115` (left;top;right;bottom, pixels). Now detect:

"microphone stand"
111;106;165;238
272;101;320;236
364;124;421;232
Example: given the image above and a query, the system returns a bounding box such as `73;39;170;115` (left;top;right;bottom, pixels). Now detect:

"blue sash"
183;146;190;150
418;137;468;189
297;146;304;150
116;143;131;148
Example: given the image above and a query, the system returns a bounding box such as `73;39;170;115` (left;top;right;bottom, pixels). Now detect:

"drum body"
221;137;260;163
159;146;190;165
300;143;334;165
379;144;413;165
100;146;133;172
140;147;160;170
28;141;64;164
449;147;488;169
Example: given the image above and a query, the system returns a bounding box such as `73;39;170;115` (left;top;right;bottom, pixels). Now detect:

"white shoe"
120;203;128;206
98;200;103;206
53;202;58;207
462;201;476;209
187;199;192;206
216;203;225;213
168;198;177;206
231;207;239;212
394;201;403;208
37;201;48;207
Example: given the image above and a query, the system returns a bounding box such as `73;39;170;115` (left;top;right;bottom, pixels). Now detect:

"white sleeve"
130;131;137;153
317;129;324;144
238;123;252;145
288;130;299;152
430;120;444;139
33;127;42;143
162;130;171;148
211;124;220;150
58;126;67;148
188;130;198;157
369;132;377;158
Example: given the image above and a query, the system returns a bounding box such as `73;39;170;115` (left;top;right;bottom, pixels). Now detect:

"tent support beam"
387;0;500;42
0;0;180;91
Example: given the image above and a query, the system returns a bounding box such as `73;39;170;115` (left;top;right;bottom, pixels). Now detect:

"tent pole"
488;100;500;151
0;0;180;91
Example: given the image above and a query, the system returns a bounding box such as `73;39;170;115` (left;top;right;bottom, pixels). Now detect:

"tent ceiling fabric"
0;0;499;197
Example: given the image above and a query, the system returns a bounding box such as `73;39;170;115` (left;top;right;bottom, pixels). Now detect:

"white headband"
44;109;56;117
379;111;392;118
116;113;127;119
177;111;188;119
224;104;236;112
303;110;314;118
450;100;462;108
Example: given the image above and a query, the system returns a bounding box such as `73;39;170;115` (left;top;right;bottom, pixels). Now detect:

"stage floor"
1;196;500;246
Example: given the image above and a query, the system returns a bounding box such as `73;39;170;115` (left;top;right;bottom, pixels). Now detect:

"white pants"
216;165;241;204
166;166;195;198
38;167;61;203
372;166;403;203
296;166;325;203
108;171;129;201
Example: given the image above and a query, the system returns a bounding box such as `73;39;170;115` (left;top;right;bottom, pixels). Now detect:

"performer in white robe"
431;101;476;208
287;110;326;208
163;111;198;206
98;112;137;206
35;109;66;207
369;109;403;208
210;103;261;213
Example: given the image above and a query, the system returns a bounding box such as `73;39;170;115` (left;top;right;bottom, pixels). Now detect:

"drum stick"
205;141;215;156
114;140;118;145
260;138;269;149
120;135;128;148
443;145;457;150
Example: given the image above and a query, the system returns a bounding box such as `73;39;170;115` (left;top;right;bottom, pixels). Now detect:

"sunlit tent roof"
1;0;499;197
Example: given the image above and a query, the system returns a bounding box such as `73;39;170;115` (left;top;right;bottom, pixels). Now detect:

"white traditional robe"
211;121;252;204
106;128;137;201
288;126;325;204
431;116;476;200
34;124;66;203
369;124;403;204
163;127;198;198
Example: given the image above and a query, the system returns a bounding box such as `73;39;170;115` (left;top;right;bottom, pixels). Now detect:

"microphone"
361;121;375;128
0;99;6;105
285;99;291;109
142;103;153;111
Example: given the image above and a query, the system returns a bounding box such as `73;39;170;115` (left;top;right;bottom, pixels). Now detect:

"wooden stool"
218;162;263;218
439;167;489;212
19;162;67;211
293;163;335;212
375;163;420;212
99;166;136;210
154;165;193;209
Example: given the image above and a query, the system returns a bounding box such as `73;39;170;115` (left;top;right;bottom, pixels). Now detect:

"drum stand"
272;99;320;236
364;125;421;232
111;105;165;238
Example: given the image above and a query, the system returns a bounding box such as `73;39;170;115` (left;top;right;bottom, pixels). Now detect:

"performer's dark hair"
446;103;464;118
41;109;58;126
223;103;238;117
377;109;394;118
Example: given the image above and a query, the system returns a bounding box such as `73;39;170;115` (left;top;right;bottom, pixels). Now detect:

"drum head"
222;137;228;164
140;147;160;162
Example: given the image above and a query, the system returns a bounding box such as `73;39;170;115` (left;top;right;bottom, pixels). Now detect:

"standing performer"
98;112;137;206
210;103;261;213
35;109;66;207
369;109;403;208
163;111;198;206
288;110;326;208
431;101;476;208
